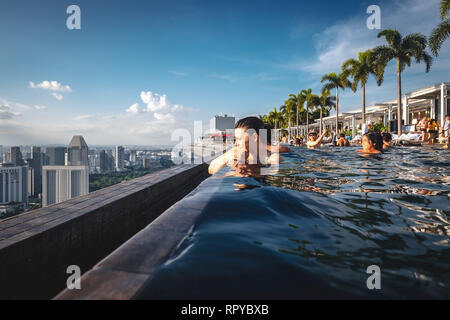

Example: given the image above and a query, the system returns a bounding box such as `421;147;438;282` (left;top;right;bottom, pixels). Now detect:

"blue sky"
0;0;448;145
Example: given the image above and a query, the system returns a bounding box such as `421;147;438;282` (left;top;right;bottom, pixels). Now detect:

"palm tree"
268;107;283;129
321;72;351;133
281;97;296;139
287;94;299;136
429;0;450;56
341;50;384;125
372;30;432;134
316;90;336;134
303;88;314;133
290;91;308;137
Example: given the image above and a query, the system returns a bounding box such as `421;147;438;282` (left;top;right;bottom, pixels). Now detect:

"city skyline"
1;0;449;145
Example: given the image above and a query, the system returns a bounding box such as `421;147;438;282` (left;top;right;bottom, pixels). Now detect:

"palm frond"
440;0;450;20
429;19;450;56
377;29;401;48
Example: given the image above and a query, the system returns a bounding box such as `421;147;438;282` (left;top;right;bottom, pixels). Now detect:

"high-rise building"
88;154;99;174
42;136;90;207
210;115;235;133
115;146;124;171
27;167;35;197
0;163;28;205
130;150;136;163
99;150;112;173
42;166;89;207
29;146;42;196
10;147;24;166
67;136;89;166
142;157;150;169
45;147;66;165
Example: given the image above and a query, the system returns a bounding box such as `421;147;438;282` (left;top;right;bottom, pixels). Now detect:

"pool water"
136;145;450;299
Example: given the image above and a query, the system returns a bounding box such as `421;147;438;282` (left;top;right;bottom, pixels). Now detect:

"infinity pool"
136;145;450;299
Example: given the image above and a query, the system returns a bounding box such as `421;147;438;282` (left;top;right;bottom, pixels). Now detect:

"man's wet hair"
364;132;383;151
235;116;271;144
339;133;345;138
382;132;392;142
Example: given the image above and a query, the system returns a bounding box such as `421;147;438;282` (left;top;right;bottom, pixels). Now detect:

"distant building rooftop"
68;135;88;148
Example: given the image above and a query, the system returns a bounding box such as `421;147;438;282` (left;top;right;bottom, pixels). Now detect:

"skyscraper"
0;163;28;205
42;166;89;207
115;146;124;171
45;147;66;165
10;147;24;166
29;146;42;196
67;136;89;166
42;136;89;207
130;150;136;163
99;150;113;173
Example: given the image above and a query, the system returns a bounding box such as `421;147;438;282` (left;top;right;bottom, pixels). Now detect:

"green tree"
290;91;308;136
321;72;352;133
342;49;384;125
268;107;283;129
281;98;296;139
429;0;450;56
372;30;432;134
315;90;336;134
303;88;314;133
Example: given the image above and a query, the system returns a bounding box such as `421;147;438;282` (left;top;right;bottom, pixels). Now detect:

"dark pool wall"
0;163;209;299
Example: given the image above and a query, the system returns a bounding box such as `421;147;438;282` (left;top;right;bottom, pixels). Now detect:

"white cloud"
34;105;47;110
51;93;63;101
29;80;72;92
153;112;174;121
0;105;21;119
209;73;237;82
125;103;142;114
169;70;189;77
140;91;169;112
299;0;444;76
288;0;449;113
138;90;198;114
74;114;96;121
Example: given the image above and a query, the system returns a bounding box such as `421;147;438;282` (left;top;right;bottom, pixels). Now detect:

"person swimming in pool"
382;132;392;150
208;116;288;175
306;130;328;149
336;133;350;147
357;132;383;154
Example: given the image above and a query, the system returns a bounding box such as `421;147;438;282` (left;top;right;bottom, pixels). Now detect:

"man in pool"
382;132;392;150
336;133;350;147
208;116;288;175
306;130;328;149
357;132;383;154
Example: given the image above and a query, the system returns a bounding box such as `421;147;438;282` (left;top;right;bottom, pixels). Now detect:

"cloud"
208;73;237;82
0;105;21;119
298;0;443;76
74;114;96;121
138;91;198;114
125;103;142;114
140;91;169;112
285;0;449;113
51;93;63;101
34;105;47;110
169;70;189;77
153;112;174;121
29;80;72;92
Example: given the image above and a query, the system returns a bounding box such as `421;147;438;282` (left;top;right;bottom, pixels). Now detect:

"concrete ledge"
54;179;217;300
0;163;209;299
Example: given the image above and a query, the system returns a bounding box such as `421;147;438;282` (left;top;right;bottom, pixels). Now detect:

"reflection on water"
136;145;450;299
